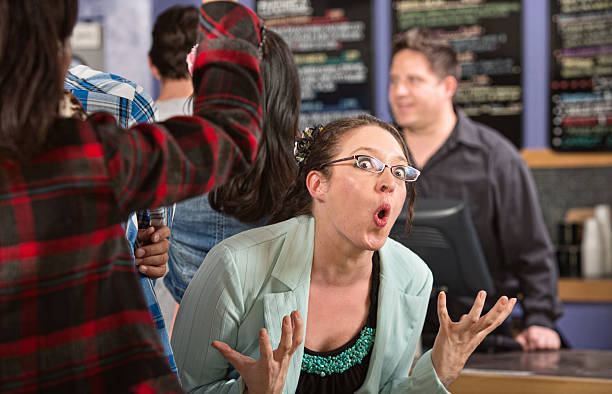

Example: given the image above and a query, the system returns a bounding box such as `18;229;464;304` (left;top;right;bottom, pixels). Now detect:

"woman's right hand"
212;310;303;394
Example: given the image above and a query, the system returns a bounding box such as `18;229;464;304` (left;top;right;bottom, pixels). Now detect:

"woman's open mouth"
373;203;391;228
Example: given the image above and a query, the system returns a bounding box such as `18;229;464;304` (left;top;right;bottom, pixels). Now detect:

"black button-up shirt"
407;109;562;329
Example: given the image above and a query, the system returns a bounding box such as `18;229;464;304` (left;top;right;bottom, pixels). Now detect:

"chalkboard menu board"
255;0;373;130
550;0;612;151
392;0;523;147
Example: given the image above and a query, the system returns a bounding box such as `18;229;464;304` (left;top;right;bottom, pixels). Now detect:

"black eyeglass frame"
319;154;420;182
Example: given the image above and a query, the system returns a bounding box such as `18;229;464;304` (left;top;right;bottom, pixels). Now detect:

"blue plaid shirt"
64;65;158;128
64;66;177;375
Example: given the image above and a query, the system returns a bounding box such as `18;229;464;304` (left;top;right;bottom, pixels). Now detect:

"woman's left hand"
430;290;516;387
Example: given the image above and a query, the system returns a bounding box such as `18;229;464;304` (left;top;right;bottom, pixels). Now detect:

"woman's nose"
378;166;397;193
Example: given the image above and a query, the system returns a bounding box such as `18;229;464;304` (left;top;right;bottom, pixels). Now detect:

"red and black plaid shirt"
0;3;262;393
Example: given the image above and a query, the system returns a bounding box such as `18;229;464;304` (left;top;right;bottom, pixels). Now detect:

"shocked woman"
172;115;516;394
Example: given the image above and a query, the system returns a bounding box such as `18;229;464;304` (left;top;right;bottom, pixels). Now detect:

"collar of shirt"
64;65;158;127
395;106;484;171
451;106;483;150
67;65;137;99
413;106;484;171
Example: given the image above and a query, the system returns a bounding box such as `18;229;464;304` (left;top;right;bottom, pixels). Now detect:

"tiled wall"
531;166;612;244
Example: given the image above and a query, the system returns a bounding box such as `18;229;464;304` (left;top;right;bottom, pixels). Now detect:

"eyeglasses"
320;154;420;182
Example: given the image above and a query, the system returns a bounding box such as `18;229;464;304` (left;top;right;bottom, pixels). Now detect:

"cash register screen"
389;198;496;296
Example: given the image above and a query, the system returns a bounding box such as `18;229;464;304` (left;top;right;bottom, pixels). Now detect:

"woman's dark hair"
269;114;416;226
0;0;79;160
208;29;301;222
149;5;199;80
392;28;460;80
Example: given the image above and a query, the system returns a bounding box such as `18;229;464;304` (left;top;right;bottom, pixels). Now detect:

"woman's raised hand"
430;291;516;387
212;310;303;394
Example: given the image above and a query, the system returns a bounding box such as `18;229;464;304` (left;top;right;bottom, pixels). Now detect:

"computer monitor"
389;198;496;296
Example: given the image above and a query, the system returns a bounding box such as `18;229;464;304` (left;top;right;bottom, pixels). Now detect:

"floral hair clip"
186;43;199;76
294;124;324;164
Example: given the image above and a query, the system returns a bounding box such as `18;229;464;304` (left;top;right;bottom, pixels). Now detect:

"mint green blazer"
172;215;448;394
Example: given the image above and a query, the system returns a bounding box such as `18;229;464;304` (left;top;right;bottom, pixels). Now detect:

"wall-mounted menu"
255;0;372;130
392;0;523;147
550;0;612;151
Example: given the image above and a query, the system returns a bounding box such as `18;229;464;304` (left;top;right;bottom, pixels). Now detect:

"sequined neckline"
301;327;375;377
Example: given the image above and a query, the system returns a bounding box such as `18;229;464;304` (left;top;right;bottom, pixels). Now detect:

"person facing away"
63;65;177;374
0;0;264;391
148;4;199;120
164;27;301;303
388;27;563;352
172;114;517;394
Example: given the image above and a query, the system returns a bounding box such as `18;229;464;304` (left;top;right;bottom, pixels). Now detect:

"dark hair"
269;114;416;226
208;29;301;222
0;0;79;160
392;28;460;80
149;5;199;80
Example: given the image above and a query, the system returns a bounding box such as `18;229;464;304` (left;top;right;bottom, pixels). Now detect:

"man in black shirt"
388;28;562;351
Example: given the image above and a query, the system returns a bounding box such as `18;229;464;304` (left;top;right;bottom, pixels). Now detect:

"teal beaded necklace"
300;327;376;377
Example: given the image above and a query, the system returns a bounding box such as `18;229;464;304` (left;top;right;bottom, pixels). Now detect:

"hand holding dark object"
135;225;171;279
212;311;303;394
431;290;517;387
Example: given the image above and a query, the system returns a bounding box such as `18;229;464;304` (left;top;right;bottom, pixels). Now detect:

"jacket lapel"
262;216;315;393
263;283;310;393
356;245;424;393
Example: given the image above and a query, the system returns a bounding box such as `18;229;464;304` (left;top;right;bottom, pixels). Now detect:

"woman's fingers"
212;340;253;374
258;328;274;362
436;291;451;327
476;297;516;334
290;311;304;352
467;290;486;322
277;315;293;357
501;298;517;325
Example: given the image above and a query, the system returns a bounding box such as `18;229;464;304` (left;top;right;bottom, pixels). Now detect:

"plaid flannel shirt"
0;2;262;393
64;65;158;129
65;66;177;376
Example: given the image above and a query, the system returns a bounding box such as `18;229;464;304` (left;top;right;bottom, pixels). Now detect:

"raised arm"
93;1;263;216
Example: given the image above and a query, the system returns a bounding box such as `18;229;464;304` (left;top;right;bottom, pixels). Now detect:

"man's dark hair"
149;5;199;80
392;28;460;80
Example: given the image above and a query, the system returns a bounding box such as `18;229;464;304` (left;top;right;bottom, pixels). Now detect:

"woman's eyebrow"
349;146;376;155
392;155;409;164
350;147;407;164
